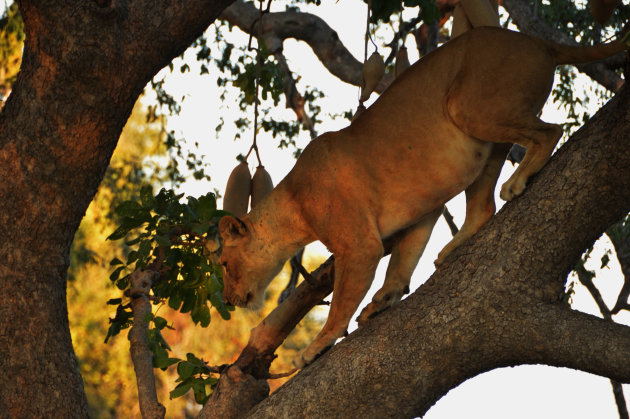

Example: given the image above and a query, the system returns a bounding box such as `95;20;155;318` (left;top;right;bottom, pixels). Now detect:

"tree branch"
128;270;165;419
220;0;393;93
575;260;629;419
502;0;625;92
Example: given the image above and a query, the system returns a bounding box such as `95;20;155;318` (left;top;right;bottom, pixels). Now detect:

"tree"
1;0;630;417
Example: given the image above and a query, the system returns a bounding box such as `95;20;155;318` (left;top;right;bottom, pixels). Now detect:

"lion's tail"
548;33;630;65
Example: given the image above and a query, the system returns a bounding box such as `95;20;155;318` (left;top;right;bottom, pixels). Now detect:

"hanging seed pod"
359;52;385;102
459;0;499;28
590;0;621;24
394;46;410;78
250;165;274;209
451;4;472;38
223;161;251;217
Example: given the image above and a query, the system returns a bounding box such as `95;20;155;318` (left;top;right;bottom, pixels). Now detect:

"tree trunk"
0;1;235;415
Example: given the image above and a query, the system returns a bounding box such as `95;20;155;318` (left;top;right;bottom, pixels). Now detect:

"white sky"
152;1;630;417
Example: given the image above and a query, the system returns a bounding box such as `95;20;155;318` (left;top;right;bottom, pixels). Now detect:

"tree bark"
244;72;630;418
0;0;235;416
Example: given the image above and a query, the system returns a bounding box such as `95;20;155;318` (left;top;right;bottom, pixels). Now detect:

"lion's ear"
219;215;249;242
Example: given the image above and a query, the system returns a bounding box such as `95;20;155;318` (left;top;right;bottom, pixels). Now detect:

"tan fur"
219;27;626;368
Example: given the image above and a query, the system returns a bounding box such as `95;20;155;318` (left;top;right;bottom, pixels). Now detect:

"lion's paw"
293;343;333;369
500;177;526;201
357;288;407;326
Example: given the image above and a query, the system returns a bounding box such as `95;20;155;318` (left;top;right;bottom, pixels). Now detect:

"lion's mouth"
225;292;252;308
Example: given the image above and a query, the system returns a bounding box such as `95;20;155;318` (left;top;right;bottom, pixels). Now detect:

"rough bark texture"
0;0;235;416
243;73;630;418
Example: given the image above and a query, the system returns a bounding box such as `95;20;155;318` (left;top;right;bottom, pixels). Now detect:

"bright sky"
153;1;629;417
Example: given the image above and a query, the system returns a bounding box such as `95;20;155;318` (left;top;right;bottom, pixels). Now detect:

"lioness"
219;27;626;368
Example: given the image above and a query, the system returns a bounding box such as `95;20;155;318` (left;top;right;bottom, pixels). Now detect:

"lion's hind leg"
445;89;562;201
357;207;442;326
444;58;562;201
436;143;510;265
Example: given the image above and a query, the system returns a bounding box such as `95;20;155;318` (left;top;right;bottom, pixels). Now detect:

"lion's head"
218;215;286;310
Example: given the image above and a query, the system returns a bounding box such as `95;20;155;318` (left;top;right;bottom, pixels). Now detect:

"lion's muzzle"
224;291;252;308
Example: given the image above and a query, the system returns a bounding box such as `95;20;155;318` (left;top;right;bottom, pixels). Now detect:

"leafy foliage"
370;0;439;23
105;187;231;342
535;0;625;136
169;353;219;404
103;186;240;404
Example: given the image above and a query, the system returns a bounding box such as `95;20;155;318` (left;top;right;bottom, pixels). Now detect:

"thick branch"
220;0;393;92
521;305;630;384
503;0;624;92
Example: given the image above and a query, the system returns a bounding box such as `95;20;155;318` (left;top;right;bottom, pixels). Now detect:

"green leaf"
116;275;130;290
115;200;143;218
192;378;210;404
197;193;217;221
212;291;231;321
126;250;139;265
191;222;211;235
106;298;122;305
186;352;204;366
109;258;124;266
193;303;211;327
181;290;196;313
170;381;193;399
109;266;124;282
107;225;131;241
104;322;121;343
153;316;167;330
177;361;196;381
107;217;146;241
155;355;179;370
168;288;183;310
205;376;219;388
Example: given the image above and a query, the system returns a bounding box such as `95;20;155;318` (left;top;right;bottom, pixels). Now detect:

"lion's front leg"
357;207;442;326
294;236;383;369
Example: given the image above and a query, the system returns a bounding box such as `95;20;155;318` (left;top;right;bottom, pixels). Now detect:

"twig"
575;263;628;419
442;206;459;236
267;368;297;379
295;261;317;285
